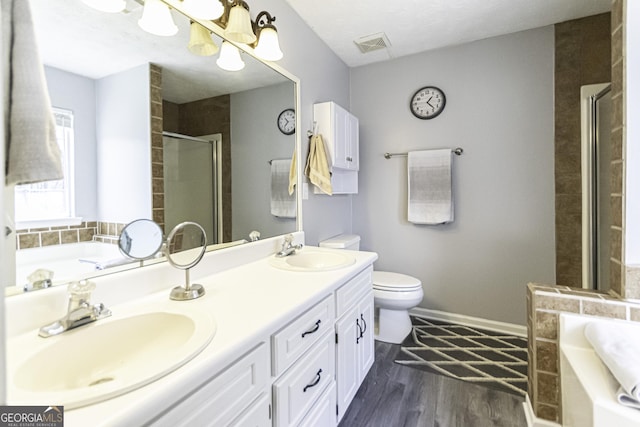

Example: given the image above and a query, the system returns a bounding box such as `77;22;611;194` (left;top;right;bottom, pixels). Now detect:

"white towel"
407;149;453;224
270;159;296;218
584;321;640;407
2;0;63;185
79;257;134;271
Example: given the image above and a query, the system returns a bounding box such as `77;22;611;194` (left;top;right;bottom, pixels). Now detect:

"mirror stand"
170;269;205;301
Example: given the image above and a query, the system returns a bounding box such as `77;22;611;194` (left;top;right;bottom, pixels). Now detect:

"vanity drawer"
230;393;271;427
273;331;335;427
335;266;372;318
299;381;337;427
153;343;269;427
272;295;334;376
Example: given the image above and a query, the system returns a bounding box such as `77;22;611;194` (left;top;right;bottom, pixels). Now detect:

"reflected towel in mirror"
407;149;453;225
271;159;295;218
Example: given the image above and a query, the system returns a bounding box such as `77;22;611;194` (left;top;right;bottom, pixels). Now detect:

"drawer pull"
303;369;323;393
301;320;321;338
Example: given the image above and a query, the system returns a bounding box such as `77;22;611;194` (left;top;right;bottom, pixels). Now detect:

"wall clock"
277;108;296;135
409;86;446;119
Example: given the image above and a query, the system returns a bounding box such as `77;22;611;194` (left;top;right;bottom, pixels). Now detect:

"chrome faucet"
275;234;303;258
39;280;112;338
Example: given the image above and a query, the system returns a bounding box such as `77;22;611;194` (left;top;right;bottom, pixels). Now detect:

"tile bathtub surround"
16;221;126;249
527;282;640;423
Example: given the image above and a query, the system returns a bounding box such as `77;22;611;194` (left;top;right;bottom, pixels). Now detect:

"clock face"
410;86;446;119
277;108;296;135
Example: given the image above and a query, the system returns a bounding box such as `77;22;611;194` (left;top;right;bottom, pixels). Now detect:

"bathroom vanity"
4;233;377;426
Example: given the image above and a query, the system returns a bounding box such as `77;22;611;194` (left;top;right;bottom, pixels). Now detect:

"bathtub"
14;241;137;291
560;313;640;426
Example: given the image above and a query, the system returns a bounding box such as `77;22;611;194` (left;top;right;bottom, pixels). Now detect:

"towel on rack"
2;0;63;185
584;321;640;408
270;159;296;218
304;134;332;195
288;146;297;195
407;149;454;225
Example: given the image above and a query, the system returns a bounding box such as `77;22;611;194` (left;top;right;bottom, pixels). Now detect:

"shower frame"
162;131;223;245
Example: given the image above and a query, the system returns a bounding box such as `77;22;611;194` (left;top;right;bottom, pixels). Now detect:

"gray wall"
43;66;98;220
350;27;557;325
95;64;152;223
231;82;297;241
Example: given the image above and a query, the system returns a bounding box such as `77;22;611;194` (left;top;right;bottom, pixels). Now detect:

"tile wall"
150;64;165;231
527;283;640;423
15;221;125;250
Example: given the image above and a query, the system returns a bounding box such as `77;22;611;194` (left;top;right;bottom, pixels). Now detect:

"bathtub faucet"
275;234;303;258
39;280;112;338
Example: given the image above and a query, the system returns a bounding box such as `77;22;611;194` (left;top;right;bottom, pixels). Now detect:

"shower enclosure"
162;132;223;246
581;83;612;291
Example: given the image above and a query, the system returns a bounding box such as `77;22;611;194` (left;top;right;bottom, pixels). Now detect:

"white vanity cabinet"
271;295;337;427
334;267;375;422
151;343;271;427
313;101;359;194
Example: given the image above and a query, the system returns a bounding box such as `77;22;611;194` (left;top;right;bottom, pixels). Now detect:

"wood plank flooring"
339;342;527;427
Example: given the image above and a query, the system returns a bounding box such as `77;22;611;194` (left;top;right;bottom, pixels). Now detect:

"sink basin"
8;309;215;409
270;249;355;272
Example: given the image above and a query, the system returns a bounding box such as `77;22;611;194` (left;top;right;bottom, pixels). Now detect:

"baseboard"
409;307;527;337
523;394;561;427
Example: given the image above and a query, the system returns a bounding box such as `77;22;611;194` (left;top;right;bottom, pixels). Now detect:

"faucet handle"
68;279;96;296
284;234;293;244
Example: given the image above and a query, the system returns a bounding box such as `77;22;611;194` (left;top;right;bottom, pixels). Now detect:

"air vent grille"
354;32;391;54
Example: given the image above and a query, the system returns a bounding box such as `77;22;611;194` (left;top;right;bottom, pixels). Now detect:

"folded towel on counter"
407;149;453;224
584;321;640;408
288;146;297;195
2;0;63;185
304;134;332;195
270;159;296;218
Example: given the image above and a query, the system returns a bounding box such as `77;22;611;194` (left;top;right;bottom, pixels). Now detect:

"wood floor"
339;342;527;427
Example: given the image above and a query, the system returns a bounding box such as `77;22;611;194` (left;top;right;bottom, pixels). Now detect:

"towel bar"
384;147;463;159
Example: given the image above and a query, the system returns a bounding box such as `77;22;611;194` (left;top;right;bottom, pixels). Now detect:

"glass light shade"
188;22;219;56
225;4;256;44
82;0;126;13
138;0;178;37
182;0;224;20
216;42;245;71
254;27;283;61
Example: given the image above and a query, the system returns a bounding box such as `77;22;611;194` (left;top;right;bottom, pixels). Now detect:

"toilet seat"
373;271;422;292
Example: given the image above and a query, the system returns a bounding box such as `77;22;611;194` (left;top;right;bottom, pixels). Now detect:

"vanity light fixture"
252;12;283;61
182;0;224;20
223;1;256;44
138;0;179;37
81;0;126;13
188;21;219;56
216;41;245;71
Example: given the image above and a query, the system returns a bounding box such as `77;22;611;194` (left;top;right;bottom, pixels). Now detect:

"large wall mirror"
6;0;300;293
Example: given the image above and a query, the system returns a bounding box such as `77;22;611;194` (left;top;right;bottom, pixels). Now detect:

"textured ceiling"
283;0;612;67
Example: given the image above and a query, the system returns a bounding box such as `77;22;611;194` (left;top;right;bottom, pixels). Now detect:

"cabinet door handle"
303;369;323;392
360;313;367;336
346;156;353;162
301;319;321;338
356;318;362;344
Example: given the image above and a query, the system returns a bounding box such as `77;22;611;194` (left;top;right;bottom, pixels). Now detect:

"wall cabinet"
313;101;359;194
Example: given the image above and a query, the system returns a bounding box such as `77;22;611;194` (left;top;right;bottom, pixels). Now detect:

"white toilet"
319;234;424;344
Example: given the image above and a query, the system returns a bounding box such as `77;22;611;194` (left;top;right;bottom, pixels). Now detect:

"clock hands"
426;96;434;108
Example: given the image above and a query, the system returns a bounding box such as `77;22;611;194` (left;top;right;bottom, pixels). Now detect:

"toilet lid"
373;271;422;291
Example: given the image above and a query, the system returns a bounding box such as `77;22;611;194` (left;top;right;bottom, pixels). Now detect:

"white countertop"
4;235;377;426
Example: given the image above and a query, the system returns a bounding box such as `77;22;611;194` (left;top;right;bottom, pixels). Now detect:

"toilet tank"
319;234;360;251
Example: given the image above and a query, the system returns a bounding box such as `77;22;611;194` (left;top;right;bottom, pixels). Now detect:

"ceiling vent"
353;32;391;54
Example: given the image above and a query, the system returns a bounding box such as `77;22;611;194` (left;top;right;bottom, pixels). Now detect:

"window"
14;108;75;222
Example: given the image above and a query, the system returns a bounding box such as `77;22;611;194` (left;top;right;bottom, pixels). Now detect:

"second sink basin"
270;248;355;272
8;308;216;409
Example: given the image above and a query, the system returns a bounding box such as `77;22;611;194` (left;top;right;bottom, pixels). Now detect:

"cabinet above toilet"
313;102;359;194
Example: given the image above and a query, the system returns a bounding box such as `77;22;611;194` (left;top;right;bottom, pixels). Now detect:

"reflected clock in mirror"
165;221;207;301
119;219;164;260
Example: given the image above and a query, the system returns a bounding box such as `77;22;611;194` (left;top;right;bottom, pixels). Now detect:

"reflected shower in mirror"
7;0;299;293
